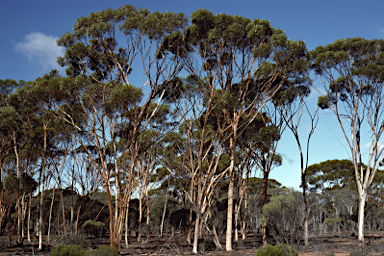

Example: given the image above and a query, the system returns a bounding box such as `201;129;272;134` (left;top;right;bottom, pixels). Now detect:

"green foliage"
262;190;303;244
57;5;187;80
306;159;357;192
324;217;341;227
50;244;89;256
82;220;105;238
349;249;366;256
255;243;298;256
91;244;119;256
311;38;384;109
3;171;38;195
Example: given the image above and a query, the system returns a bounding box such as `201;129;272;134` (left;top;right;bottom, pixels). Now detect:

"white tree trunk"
27;195;31;242
125;204;129;248
192;214;200;253
358;193;366;243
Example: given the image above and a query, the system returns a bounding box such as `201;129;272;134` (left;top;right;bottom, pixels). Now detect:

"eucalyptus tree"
0;79;21;237
306;159;357;193
163;9;308;252
311;37;384;243
270;69;316;246
6;73;72;249
54;5;188;248
247;113;285;246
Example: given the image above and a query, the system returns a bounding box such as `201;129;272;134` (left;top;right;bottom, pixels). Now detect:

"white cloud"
378;27;384;37
15;32;65;71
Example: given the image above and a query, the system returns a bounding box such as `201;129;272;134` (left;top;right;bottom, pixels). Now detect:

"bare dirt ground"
0;231;383;255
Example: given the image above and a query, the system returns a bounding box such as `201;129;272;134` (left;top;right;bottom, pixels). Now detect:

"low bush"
90;244;119;256
255;243;298;256
50;244;89;256
82;220;105;238
349;249;370;256
55;234;87;247
198;239;216;252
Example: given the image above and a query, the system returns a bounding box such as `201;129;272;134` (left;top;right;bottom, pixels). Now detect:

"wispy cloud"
15;32;65;71
378;27;384;37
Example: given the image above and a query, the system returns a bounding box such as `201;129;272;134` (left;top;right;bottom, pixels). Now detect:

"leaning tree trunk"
60;189;67;234
159;176;170;238
209;208;222;249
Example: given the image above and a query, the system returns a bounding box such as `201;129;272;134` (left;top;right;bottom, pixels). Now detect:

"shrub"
55;234;87;247
256;243;298;256
50;244;89;256
349;249;370;256
349;249;363;256
91;244;119;256
82;220;105;238
198;239;216;252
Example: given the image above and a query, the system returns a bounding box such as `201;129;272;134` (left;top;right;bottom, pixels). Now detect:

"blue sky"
1;0;383;188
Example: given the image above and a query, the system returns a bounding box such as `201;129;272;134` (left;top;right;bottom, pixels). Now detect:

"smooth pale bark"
358;193;367;243
125;203;129;248
105;184;115;247
208;208;222;249
47;187;56;242
38;123;48;251
159;176;170;238
60;189;67;234
261;171;269;247
226;173;234;251
234;175;246;242
226;137;235;251
21;195;26;238
212;221;222;249
48;173;60;242
13;132;21;243
114;180;120;248
75;204;82;234
137;192;143;243
241;174;249;240
193;168;203;253
27;194;31;242
113;140;121;249
38;185;45;249
192;212;200;254
146;190;151;239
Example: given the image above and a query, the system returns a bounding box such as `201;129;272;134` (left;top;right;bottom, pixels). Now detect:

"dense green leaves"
311;37;384;109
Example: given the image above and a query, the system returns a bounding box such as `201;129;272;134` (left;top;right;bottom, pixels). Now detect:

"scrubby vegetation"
1;3;384;256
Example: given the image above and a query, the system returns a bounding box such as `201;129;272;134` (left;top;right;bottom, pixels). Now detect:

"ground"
0;231;383;255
